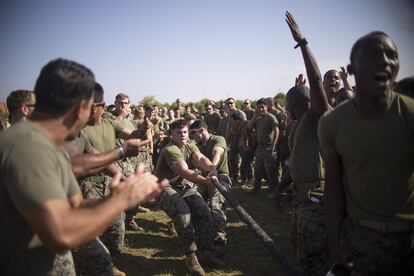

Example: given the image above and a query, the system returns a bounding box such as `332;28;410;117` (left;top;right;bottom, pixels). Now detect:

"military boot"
197;250;225;268
125;220;144;232
185;252;206;276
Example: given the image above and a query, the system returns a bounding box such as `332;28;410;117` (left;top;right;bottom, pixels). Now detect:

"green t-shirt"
115;117;136;147
81;118;123;152
254;113;278;146
0;121;80;275
74;131;94;154
243;108;255;121
318;92;414;221
154;141;199;187
289;108;324;184
203;112;221;134
197;135;229;176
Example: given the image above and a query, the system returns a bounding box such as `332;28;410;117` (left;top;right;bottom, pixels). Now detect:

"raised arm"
340;66;353;91
285;11;330;114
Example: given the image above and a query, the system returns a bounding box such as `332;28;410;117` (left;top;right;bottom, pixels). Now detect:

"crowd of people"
1;11;414;276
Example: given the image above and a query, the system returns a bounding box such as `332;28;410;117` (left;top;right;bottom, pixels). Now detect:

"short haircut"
169;118;188;130
34;58;95;115
144;104;154;111
225;97;235;103
350;31;393;64
286;85;310;106
93;82;104;103
6;90;35;111
189;119;207;130
231;111;244;121
115;93;129;102
256;98;267;105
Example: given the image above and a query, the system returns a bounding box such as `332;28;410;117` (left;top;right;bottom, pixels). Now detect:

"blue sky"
1;0;413;105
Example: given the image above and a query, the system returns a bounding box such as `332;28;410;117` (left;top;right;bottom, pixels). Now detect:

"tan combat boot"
185;252;206;276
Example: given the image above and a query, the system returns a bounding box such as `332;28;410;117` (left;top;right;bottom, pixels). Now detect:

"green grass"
114;184;297;276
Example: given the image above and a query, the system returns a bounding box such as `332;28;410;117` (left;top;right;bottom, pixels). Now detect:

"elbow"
43;234;75;253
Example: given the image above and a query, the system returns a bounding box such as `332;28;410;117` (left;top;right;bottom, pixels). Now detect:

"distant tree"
139;96;169;108
274;92;286;107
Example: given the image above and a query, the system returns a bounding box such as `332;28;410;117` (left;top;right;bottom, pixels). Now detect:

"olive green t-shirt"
254;113;278;146
154;141;199;187
318;92;414;221
74;131;94;153
81;118;123;152
115;117;136;147
0;121;80;275
197;135;229;176
203;112;221;134
289;108;324;184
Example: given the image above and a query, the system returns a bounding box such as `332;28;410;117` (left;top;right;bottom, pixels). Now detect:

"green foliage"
274;92;286;107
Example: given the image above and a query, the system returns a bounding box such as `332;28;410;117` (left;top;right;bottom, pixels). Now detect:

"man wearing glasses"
6;90;36;125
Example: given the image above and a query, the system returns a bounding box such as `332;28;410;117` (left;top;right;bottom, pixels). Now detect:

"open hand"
285;11;304;43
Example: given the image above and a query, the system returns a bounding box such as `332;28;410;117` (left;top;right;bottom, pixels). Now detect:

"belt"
293;180;324;194
354;218;414;234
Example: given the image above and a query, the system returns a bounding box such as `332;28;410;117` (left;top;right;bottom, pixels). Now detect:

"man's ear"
21;105;29;117
347;64;354;75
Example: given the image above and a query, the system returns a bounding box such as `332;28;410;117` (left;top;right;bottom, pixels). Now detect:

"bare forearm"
71;151;120;178
271;128;279;152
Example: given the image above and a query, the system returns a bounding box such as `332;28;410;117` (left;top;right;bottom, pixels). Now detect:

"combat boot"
125;220;144;232
112;266;126;276
197;250;225;268
185;252;206;276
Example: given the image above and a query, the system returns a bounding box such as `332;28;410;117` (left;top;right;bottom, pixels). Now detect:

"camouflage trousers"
118;154;153;223
160;180;215;254
49;251;76;276
228;142;241;180
292;198;328;276
240;149;255;181
196;175;231;242
80;178;125;256
339;217;414;276
254;146;279;190
72;238;113;276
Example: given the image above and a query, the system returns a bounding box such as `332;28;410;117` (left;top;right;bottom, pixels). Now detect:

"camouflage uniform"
80;176;125;256
50;251;76;276
160;179;216;254
196;175;231;243
339;217;414;275
291;190;328;276
72;238;113;276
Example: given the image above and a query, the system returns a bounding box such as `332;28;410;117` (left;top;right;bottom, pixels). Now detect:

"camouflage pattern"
137;151;154;173
79;177;125;256
228;142;241;180
292;197;328;276
160;180;215;254
49;251;76;276
340;217;414;276
240;149;255;182
196;175;231;242
254;146;278;190
72;238;113;276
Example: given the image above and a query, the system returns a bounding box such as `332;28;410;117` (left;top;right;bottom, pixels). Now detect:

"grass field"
113;184;297;276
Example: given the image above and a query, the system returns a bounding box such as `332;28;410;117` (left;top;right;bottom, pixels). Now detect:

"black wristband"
294;38;308;49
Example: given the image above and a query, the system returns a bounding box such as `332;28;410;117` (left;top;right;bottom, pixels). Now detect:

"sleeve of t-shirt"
213;136;227;151
318;112;337;155
269;114;279;128
109;119;125;135
79;132;94;153
5;144;80;213
165;146;185;167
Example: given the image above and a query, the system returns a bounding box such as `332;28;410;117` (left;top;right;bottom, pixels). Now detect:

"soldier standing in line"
247;98;279;194
203;101;221;135
319;31;414;275
285;11;331;275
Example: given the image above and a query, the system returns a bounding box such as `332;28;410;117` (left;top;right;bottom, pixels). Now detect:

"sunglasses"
94;102;106;107
189;129;201;136
226;102;234;105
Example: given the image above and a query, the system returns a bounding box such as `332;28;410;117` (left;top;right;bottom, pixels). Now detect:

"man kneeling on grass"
154;118;224;276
